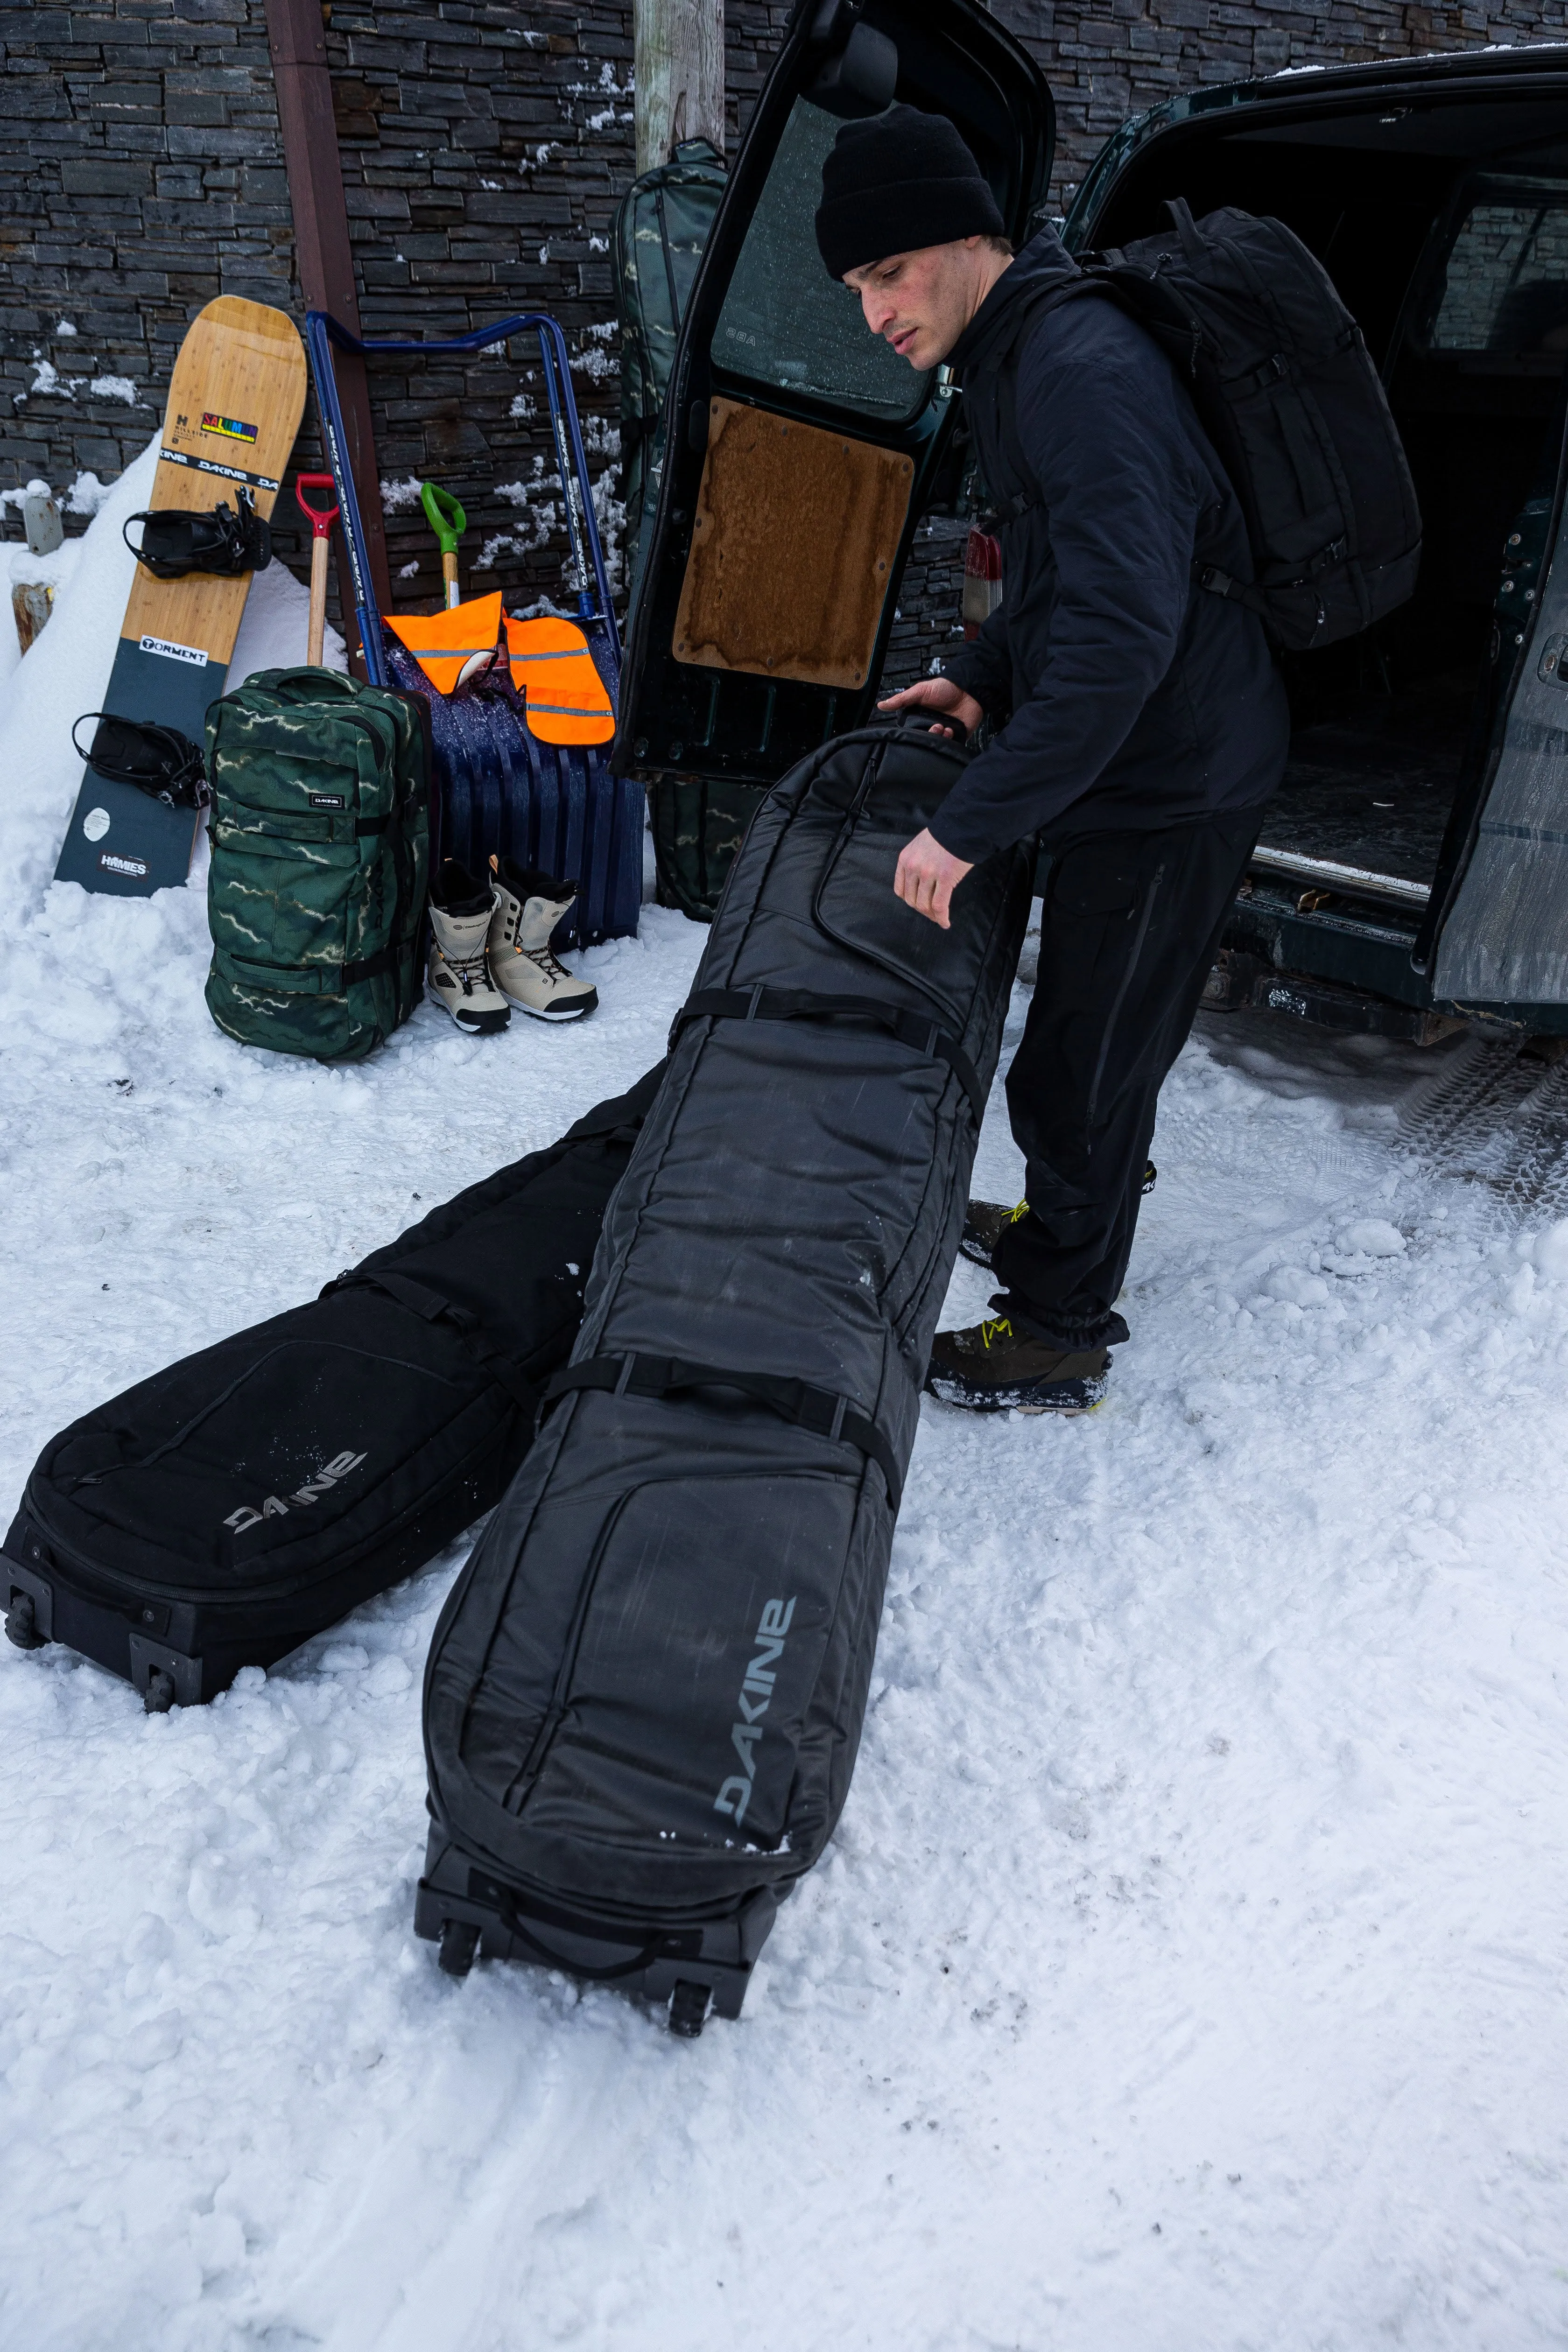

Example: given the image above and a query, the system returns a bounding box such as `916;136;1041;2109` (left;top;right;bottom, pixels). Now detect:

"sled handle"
295;474;339;668
304;309;619;693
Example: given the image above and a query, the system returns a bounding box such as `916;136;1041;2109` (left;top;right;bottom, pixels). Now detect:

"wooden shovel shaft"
443;549;460;609
308;532;329;667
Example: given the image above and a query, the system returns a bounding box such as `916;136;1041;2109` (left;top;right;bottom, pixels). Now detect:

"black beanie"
815;104;1005;281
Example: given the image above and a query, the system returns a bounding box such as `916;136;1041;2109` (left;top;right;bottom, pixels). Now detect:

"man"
814;105;1290;1415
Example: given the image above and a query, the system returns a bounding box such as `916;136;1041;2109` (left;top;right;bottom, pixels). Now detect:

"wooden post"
264;0;392;664
635;0;725;179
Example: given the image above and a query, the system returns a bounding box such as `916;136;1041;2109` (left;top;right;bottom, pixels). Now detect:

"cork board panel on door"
673;398;915;690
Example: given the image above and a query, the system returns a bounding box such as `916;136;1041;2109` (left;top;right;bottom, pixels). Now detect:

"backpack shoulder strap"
988;276;1113;525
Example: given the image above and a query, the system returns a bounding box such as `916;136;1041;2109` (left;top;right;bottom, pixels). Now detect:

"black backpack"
996;201;1422;653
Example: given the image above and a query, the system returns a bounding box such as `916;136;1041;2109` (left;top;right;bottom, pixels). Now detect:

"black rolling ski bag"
415;723;1034;2033
1;1070;661;1712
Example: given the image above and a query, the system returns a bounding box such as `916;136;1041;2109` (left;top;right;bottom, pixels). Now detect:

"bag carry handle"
260;667;364;701
544;1350;902;1511
670;985;986;1129
1165;194;1207;266
500;1910;661;1983
331;1267;543;1412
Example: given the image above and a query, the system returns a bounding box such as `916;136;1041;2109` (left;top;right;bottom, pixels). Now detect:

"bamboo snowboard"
56;298;307;897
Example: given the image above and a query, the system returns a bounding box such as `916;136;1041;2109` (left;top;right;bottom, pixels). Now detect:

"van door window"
1423;181;1568;357
714;99;933;421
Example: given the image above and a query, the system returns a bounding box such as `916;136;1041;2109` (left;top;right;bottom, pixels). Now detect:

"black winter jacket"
931;229;1290;865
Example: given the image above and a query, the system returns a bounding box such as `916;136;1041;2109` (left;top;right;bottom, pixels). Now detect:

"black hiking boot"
959;1165;1157;1271
924;1317;1111;1415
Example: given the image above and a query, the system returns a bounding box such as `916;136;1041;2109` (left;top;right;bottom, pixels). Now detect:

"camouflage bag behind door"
204;667;429;1062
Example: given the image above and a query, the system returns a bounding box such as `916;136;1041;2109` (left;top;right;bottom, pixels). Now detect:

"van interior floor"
1254;677;1476;894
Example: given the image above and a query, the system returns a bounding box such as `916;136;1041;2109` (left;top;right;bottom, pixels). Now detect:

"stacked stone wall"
0;0;786;614
3;0;1568;650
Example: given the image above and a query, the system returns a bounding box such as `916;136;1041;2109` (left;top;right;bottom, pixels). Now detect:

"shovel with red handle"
294;473;340;667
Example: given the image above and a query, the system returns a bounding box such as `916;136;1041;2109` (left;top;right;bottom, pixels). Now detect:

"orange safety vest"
504;615;615;746
384;592;503;694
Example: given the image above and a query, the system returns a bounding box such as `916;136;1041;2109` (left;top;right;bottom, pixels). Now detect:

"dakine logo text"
224;1448;367;1535
714;1596;795;1828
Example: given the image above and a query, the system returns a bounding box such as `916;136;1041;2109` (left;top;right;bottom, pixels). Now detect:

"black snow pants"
989;810;1262;1350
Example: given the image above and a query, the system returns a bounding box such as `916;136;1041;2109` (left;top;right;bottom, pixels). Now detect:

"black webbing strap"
341;941;400;987
338;1268;540;1412
498;1908;660;1983
671;985;985;1128
543;1351;902;1511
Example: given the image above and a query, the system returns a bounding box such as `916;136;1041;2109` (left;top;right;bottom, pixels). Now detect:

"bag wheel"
4;1592;45;1651
437;1919;480;1978
143;1667;178;1715
668;1980;711;2038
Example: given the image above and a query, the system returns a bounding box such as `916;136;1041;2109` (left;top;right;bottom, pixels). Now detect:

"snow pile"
3;452;1568;2349
0;441;344;907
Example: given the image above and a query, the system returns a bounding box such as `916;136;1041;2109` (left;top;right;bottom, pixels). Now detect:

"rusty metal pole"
264;0;391;667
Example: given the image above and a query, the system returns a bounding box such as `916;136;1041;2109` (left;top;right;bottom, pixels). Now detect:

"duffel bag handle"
261;667;364;702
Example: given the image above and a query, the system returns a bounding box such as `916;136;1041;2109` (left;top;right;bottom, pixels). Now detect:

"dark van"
618;2;1568;1047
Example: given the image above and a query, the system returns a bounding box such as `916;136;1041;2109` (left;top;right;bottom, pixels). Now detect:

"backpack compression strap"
71;713;209;809
123;487;272;582
543;1352;903;1511
670;984;986;1128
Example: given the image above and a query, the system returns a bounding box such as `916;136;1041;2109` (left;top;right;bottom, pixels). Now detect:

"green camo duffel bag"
204;667;429;1063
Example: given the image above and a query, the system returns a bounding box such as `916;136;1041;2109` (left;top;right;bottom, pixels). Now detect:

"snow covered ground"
4;470;1568;2351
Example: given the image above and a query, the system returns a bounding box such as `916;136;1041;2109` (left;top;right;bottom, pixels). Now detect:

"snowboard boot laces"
924;1315;1111;1416
959;1197;1030;1268
486;853;599;1024
960;1168;1156;1271
123;487;272;582
71;713;209;810
426;859;511;1035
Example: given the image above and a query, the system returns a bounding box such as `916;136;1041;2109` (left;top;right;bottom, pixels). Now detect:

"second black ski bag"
2;1071;661;1710
415;724;1034;2030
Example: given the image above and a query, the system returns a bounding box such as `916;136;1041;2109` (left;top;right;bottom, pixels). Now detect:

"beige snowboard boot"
426;859;512;1034
486;855;599;1022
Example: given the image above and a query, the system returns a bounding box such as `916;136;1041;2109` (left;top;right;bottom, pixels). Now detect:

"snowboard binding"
72;713;209;810
123;486;272;581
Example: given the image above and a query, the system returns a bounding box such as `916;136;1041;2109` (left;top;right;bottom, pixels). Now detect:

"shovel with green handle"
421;481;467;610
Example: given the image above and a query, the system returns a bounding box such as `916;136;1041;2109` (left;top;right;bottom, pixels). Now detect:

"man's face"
844;236;991;370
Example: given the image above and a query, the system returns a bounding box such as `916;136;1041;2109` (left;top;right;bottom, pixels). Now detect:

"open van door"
1419;169;1568;1014
614;0;1052;913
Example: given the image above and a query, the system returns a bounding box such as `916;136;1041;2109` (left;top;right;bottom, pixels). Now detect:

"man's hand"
877;675;984;741
895;828;974;931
